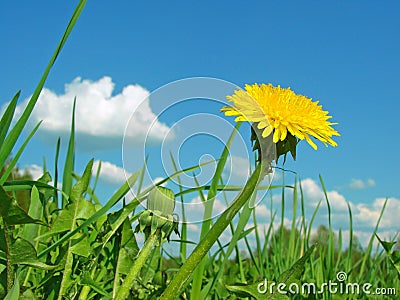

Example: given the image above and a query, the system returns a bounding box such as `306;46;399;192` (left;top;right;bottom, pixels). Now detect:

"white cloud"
255;204;270;218
178;196;227;224
354;197;400;229
224;155;251;180
301;178;323;200
349;178;376;190
301;178;348;212
9;76;172;150
299;178;399;236
24;164;63;188
92;160;131;185
24;164;43;180
186;223;199;232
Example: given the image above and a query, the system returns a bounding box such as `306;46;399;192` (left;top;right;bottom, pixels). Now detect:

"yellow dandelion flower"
221;83;340;150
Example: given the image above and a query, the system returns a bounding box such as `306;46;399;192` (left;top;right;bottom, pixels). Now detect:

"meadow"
1;1;399;299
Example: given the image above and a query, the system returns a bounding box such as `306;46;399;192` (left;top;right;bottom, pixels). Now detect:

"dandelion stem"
160;163;263;300
115;229;160;300
3;219;13;292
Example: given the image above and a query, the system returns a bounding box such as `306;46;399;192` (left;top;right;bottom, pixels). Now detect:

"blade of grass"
136;156;148;196
160;162;263;300
0;121;42;184
138;159;217;199
62;98;76;207
90;160;101;203
175;184;285;198
319;175;334;280
288;178;298;265
346;201;353;273
191;122;241;299
298;176;307;256
37;170;139;258
58;160;93;299
358;198;388;281
170;152;187;262
0;0;87;169
53;137;61;205
0;91;20;147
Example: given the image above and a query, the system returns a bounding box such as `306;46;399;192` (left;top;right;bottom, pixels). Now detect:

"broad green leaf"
112;217;139;297
0;186;44;226
20;186;43;244
40;197;96;238
4;277;19;300
0;185;12;215
10;238;55;270
114;218;138;275
70;159;93;203
103;200;139;247
38;170;139;258
70;233;91;257
56;160;94;298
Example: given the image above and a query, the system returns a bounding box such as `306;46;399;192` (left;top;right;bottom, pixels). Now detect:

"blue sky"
1;1;399;247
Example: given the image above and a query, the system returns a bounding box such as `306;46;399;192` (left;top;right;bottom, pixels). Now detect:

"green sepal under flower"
251;123;298;165
147;186;175;216
135;186;179;243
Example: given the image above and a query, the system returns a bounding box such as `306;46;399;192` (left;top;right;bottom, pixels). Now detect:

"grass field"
1;1;399;299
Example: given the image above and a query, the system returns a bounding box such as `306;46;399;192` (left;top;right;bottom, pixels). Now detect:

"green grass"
0;1;399;299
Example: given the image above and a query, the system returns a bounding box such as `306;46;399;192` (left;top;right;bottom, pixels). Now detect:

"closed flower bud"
147;186;175;217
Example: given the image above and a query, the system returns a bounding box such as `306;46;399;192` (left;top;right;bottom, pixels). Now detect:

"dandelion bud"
147;186;175;217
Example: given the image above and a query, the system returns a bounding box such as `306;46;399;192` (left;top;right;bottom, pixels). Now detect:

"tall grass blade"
170;152;187;262
319;175;334;280
0;0;87;169
62;98;76;207
191;122;241;299
38;170;139;258
346;201;353;273
0;91;20;148
0;121;42;184
358;198;388;281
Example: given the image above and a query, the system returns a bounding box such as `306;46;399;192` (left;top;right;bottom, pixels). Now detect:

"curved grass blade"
62;98;76;207
53;137;61;204
0;91;20;147
160;163;262;300
191;122;241;299
0;121;42;185
0;0;87;169
38;170;139;258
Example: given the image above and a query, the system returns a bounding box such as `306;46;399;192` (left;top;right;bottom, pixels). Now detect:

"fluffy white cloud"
92;160;131;185
354;197;400;229
349;178;376;189
24;164;44;180
176;196;227;224
10;76;172;150
301;178;348;212
224;155;251;180
299;178;399;233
